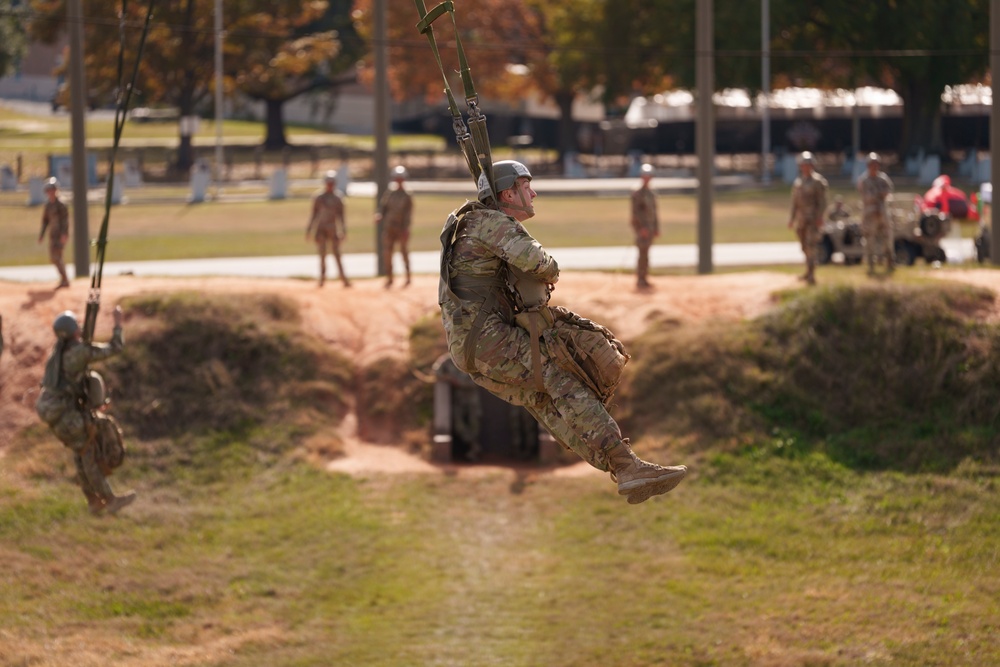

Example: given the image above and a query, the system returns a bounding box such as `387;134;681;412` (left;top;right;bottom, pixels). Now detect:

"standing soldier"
858;152;894;275
306;170;351;288
35;307;136;515
440;160;686;504
787;151;828;285
378;165;414;288
38;177;71;289
630;163;659;289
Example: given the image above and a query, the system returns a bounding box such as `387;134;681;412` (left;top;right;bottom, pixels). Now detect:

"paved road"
0;239;975;284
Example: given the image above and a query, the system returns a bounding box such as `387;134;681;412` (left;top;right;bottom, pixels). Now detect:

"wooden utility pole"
373;0;390;275
696;0;714;274
991;0;1000;263
68;0;89;279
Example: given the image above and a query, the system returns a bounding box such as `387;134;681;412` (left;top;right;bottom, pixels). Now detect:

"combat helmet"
53;311;79;339
478;160;532;202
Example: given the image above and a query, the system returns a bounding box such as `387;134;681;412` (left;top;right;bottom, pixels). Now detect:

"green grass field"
2;452;997;667
0;102;982;268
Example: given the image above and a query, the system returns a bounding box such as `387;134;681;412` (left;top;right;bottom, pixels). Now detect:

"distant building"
0;35;65;103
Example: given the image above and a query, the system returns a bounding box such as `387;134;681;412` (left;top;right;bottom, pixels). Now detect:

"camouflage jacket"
36;327;124;423
307;191;346;238
378;186;413;234
857;171;893;221
39;199;69;248
631;187;659;237
790;172;829;229
439;202;559;374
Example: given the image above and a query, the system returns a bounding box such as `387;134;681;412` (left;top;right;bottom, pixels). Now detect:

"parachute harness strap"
413;0;497;206
83;0;156;342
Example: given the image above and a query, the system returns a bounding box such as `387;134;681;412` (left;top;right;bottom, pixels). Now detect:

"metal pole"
696;0;714;274
373;0;390;276
68;0;89;279
991;0;1000;264
214;0;224;198
760;0;770;185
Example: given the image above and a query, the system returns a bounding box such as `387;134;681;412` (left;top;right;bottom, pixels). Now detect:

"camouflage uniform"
440;202;626;471
35;327;124;505
858;170;894;272
630;186;659;287
790;170;828;283
379;185;414;286
39;197;70;286
307;190;351;287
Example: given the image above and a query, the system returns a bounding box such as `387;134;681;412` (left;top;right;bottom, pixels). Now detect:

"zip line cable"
81;0;155;343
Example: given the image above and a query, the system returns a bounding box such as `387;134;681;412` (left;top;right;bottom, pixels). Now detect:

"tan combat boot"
84;491;107;515
105;491;137;515
607;439;687;504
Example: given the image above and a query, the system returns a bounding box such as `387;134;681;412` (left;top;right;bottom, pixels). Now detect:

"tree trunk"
176;134;194;174
264;98;289;150
898;79;944;159
555;89;577;168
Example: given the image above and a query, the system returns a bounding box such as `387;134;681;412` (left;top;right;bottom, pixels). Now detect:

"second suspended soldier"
35;307;135;515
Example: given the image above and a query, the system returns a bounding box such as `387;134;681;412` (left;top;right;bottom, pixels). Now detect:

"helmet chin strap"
500;184;534;219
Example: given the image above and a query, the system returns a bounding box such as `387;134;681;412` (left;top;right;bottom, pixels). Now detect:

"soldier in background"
306;170;351;288
630;163;659;289
827;195;851;224
439;160;686;504
37;177;70;290
788;151;828;285
378;165;414;288
35;307;135;515
858;152;895;275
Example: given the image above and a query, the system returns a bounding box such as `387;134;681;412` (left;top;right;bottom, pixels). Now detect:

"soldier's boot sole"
619;467;687;504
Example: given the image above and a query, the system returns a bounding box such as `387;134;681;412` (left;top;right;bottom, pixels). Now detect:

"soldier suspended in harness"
35;307;135;515
439;161;687;503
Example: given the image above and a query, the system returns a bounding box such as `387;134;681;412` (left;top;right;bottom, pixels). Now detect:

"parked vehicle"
890;193;950;265
816;210;865;266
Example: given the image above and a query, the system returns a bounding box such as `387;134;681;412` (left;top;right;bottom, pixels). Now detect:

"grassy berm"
1;284;997;667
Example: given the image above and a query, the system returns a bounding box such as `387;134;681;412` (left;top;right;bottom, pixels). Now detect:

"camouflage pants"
315;234;348;285
382;229;410;281
795;223;819;265
49;243;68;283
863;216;894;267
48;407;115;501
468;324;623;472
636;238;652;284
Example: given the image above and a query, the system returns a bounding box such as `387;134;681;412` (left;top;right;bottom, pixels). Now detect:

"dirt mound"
0;269;821;467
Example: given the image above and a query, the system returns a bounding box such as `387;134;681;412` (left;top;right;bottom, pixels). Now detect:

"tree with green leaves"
227;1;360;149
623;0;989;158
790;1;989;158
0;0;29;79
30;0;357;170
